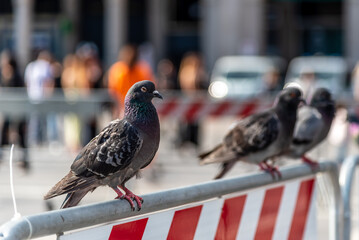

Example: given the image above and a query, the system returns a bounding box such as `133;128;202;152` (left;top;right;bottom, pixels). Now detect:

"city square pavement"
0;118;358;239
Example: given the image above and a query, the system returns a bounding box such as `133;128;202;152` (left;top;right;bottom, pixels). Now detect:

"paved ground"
0;118;358;239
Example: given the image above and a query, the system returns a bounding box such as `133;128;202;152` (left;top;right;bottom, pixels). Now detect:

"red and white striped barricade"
59;177;316;240
155;95;274;123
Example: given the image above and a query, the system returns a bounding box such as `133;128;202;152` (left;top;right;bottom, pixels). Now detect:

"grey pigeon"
287;88;335;168
44;80;162;210
199;87;304;179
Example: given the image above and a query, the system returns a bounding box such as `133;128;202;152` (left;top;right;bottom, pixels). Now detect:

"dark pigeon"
44;80;162;210
199;87;304;179
288;88;335;168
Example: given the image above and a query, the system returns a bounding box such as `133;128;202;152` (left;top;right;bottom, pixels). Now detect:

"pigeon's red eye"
141;87;147;92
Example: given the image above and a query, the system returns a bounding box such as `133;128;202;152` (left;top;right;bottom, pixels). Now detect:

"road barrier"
0;88;355;121
0;161;343;240
339;155;359;240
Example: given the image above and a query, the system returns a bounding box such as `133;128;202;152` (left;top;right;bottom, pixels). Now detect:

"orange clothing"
108;61;154;105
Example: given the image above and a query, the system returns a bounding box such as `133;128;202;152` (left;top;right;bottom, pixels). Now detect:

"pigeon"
199;87;304;179
287;88;335;168
44;80;162;210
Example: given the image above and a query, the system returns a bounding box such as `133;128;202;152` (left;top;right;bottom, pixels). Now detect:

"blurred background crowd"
0;0;359;173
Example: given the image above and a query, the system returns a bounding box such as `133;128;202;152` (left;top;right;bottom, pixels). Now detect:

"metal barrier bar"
0;161;342;240
0;88;112;117
339;155;359;240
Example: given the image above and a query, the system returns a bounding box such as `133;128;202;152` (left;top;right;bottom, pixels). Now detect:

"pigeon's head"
125;80;163;103
309;88;335;116
276;87;305;109
310;88;332;105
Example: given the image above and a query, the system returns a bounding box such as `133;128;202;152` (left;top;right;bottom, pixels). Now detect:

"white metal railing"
0;161;342;240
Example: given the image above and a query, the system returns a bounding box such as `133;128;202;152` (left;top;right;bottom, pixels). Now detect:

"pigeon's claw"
258;161;281;179
123;195;136;211
112;187;136;211
302;155;319;171
123;186;143;211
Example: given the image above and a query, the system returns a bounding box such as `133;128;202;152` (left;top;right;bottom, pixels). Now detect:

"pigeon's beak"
153;90;163;100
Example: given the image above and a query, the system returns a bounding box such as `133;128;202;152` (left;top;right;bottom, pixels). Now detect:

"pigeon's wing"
293;107;323;144
224;111;279;154
71;119;143;178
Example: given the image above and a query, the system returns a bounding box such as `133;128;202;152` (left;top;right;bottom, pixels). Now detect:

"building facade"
0;0;357;72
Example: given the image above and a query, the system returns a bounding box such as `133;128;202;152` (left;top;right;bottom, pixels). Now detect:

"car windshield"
223;71;262;96
225;71;260;80
291;71;342;90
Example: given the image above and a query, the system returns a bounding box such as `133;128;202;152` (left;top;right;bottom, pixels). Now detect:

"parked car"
284;56;348;97
208;56;286;99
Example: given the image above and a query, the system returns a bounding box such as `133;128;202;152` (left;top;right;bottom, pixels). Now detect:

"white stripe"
59;224;113;240
236;189;266;240
272;180;301;240
141;210;175;240
195;102;215;121
193;199;224;240
171;99;192;119
303;182;317;240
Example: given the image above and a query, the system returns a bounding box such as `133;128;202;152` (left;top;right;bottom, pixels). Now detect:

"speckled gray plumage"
199;87;303;179
289;88;335;159
44;80;161;208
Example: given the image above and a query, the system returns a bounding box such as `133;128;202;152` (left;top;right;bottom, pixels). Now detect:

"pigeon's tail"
214;161;236;179
61;190;89;208
292;138;311;145
199;144;237;165
44;171;97;200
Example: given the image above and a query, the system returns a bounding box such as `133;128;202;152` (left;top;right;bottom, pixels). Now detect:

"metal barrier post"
0;161;343;240
339;155;359;240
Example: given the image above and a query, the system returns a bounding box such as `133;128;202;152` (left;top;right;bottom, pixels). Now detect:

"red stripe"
185;101;204;123
254;186;284;240
108;218;148;240
210;101;232;117
288;178;315;240
167;205;203;240
237;101;258;117
158;98;178;116
215;195;247;240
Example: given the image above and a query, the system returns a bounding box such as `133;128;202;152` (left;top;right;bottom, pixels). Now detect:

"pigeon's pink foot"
259;162;282;179
112;187;138;211
302;155;319;171
122;186;143;211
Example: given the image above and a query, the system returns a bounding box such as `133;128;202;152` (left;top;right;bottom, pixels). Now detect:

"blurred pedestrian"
76;43;104;144
61;54;91;152
24;50;55;146
297;68;317;99
0;50;29;171
108;44;155;117
156;59;179;90
352;62;359;102
177;52;208;148
25;50;55;101
76;42;103;89
262;68;281;95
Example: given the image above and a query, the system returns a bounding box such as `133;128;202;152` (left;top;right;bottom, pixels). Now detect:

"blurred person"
262;68;281;95
76;42;103;89
108;44;155;117
352;62;359;102
296;68;317;99
24;50;55;146
156;59;179;90
178;52;208;92
61;54;91;152
177;52;209;148
76;42;104;144
0;50;29;170
25;50;55;101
